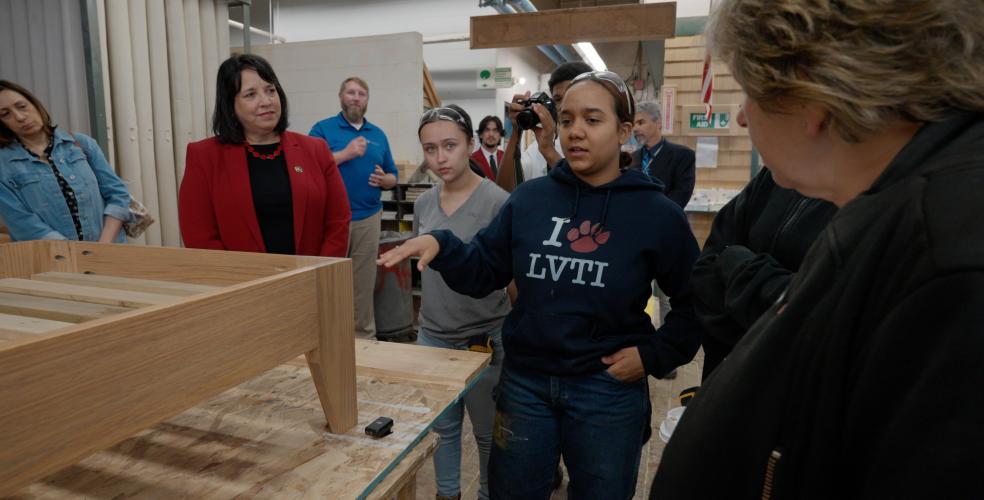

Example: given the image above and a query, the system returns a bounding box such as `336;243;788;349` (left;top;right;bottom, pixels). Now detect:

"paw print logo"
567;220;611;253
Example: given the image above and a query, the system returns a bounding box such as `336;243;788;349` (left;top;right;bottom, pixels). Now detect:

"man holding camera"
496;62;593;193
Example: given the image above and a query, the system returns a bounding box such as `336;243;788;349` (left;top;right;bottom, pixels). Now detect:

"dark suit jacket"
629;139;696;209
179;131;351;257
470;148;504;180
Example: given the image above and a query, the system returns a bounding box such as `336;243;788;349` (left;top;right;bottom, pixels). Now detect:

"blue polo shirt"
309;112;398;221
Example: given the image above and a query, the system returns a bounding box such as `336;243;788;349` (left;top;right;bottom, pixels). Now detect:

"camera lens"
516;109;539;130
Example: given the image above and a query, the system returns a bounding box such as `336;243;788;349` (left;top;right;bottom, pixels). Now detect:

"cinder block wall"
252;32;425;168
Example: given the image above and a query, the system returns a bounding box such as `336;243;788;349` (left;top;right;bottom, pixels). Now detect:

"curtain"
0;0;91;136
102;0;229;246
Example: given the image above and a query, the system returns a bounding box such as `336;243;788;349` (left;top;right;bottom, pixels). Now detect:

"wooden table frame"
0;241;357;495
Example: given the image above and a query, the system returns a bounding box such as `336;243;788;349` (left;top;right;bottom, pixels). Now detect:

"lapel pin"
294;166;304;173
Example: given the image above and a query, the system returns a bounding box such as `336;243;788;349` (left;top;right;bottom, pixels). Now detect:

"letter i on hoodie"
428;160;703;378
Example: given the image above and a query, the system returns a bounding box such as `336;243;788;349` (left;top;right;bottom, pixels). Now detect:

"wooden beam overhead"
470;2;676;49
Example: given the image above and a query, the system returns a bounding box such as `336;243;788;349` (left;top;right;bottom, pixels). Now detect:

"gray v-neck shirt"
413;178;511;340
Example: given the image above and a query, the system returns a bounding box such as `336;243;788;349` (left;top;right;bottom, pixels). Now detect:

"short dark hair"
548;62;593;92
0;80;55;148
476;115;503;136
212;54;289;144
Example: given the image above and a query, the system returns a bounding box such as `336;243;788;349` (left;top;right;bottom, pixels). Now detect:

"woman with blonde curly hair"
652;0;984;498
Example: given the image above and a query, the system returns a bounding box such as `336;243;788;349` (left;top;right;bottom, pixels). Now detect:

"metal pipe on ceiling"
505;0;582;64
487;1;565;65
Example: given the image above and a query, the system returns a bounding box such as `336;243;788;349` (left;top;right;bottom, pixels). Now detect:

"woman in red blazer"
179;55;350;257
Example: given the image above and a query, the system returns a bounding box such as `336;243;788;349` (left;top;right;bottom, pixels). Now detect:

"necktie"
489;154;498;178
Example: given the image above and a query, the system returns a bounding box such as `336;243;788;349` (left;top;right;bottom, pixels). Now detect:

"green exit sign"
689;112;731;129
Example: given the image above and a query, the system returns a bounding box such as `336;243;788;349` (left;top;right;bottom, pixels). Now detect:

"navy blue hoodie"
429;160;702;377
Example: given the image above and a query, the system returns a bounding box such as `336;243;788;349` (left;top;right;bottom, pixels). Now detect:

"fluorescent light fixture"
574;42;607;71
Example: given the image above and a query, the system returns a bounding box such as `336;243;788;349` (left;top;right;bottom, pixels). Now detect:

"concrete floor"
412;300;702;499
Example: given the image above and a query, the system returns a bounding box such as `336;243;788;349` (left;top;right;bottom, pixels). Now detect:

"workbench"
0;241;489;498
9;339;487;499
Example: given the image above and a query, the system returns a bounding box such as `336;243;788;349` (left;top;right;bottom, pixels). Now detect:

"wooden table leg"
395;473;416;500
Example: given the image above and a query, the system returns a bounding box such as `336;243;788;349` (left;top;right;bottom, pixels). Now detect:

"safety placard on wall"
680;104;742;136
661;86;676;134
477;68;494;89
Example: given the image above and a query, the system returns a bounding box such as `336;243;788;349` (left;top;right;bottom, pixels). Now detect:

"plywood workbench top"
9;340;488;500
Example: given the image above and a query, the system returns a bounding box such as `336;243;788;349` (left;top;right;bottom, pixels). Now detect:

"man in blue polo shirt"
310;76;398;339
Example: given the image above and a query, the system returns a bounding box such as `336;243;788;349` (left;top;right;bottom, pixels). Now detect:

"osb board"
11;353;483;500
663;35;752;191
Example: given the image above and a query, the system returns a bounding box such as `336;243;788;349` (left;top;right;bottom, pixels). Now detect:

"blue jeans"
418;329;504;500
489;364;650;500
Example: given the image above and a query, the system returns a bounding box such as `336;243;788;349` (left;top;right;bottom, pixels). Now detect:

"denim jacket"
0;129;131;242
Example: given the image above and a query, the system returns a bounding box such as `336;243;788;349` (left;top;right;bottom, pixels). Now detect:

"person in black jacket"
630;100;697;337
652;0;984;498
628;100;696;210
692;167;836;380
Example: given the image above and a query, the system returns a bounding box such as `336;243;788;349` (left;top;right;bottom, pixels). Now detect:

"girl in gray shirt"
414;104;509;500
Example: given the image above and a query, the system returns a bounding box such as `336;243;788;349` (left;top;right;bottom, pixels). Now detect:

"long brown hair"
0;80;54;148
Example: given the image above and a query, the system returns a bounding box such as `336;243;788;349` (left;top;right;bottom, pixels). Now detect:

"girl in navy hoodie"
379;72;700;499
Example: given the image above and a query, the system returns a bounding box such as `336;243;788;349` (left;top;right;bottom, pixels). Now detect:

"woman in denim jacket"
0;80;130;242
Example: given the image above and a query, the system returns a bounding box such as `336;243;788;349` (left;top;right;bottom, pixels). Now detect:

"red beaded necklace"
245;142;283;160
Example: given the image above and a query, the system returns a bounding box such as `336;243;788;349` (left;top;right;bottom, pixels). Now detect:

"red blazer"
179;131;351;257
470;148;503;180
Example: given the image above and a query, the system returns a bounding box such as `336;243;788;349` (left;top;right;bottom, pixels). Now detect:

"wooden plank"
58;242;333;286
305;260;358;433
666;35;703;48
0;278;180;308
0;329;36;344
355;339;491;389
470;3;676;49
0;312;73;333
0;241;45;278
394;476;416;500
367;433;438;500
664;47;705;63
16;354;479;499
0;265;330;494
0;291;130;323
422;63;441;108
31;271;219;296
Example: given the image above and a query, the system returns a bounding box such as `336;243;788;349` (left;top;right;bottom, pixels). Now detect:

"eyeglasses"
570;71;635;116
419;106;469;130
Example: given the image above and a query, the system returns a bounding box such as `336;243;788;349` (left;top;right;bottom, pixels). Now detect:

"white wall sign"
661;86;676;134
494;67;513;88
696;136;719;168
478;67;513;89
477;68;494;89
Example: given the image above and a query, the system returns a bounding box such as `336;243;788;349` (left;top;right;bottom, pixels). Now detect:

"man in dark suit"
470;115;505;180
629;100;696;209
630;101;697;362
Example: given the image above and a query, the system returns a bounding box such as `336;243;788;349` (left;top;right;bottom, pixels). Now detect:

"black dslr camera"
515;92;558;130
